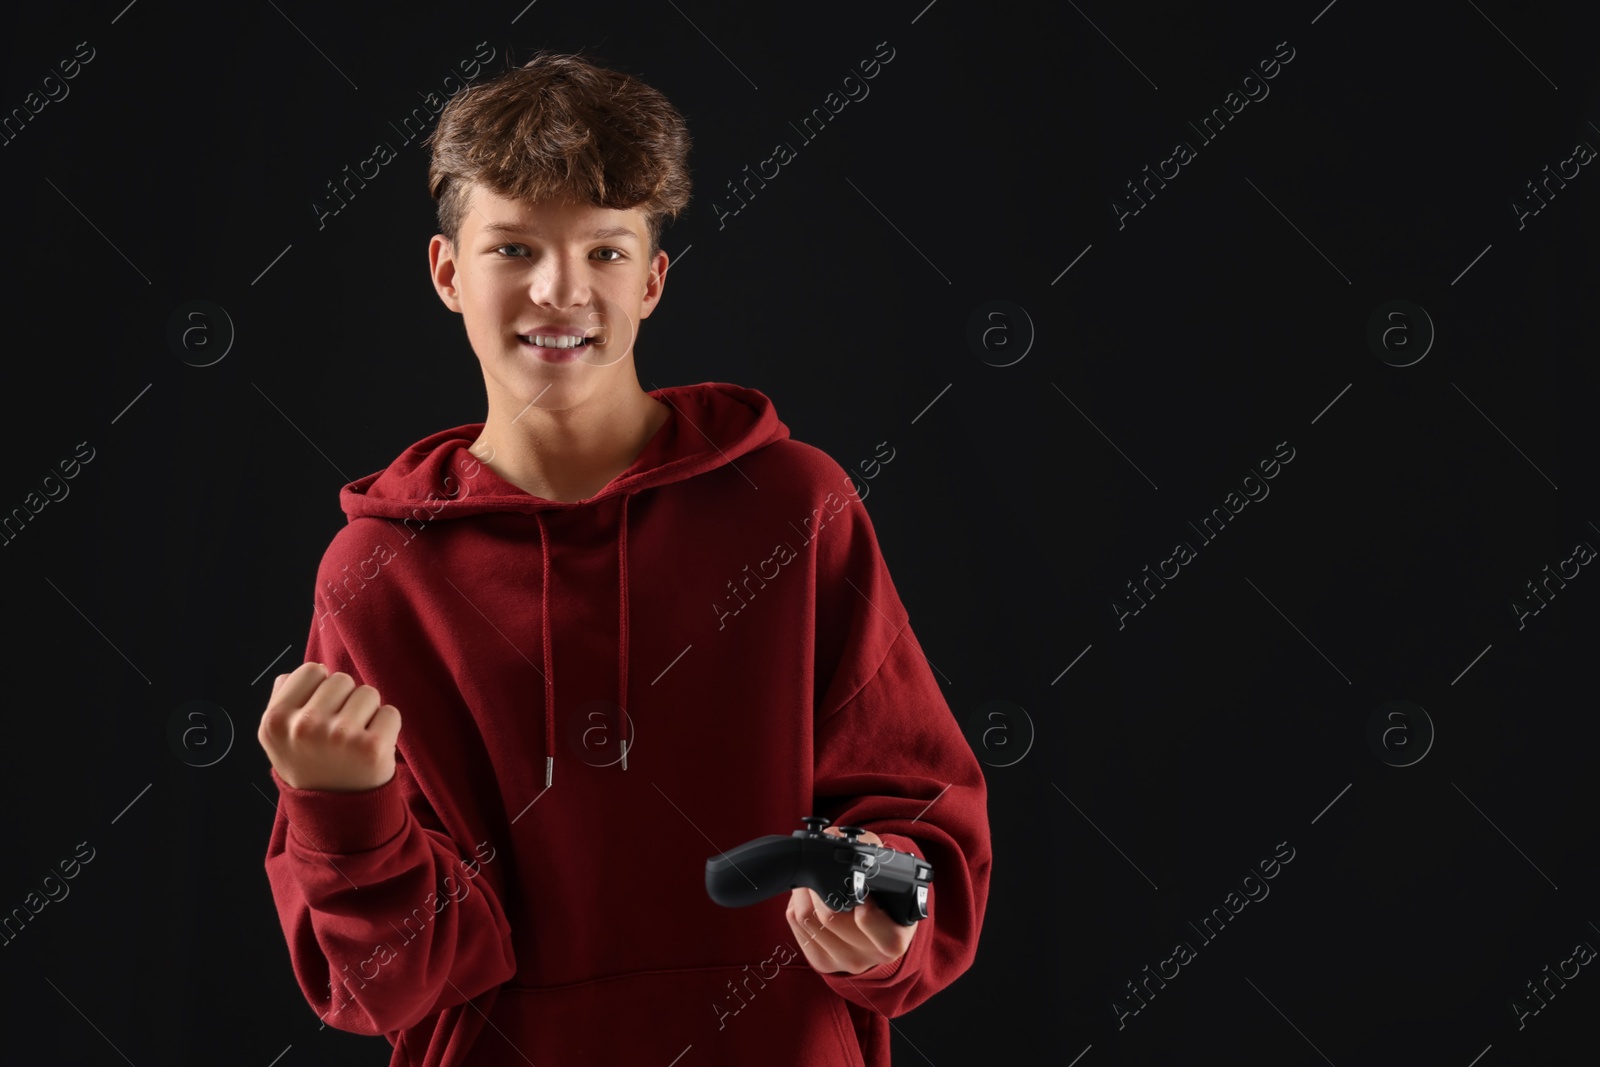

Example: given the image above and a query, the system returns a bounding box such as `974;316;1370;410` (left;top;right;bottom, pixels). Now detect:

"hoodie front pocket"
465;964;866;1067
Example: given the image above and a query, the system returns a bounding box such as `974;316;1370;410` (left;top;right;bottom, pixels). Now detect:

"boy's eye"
494;244;528;257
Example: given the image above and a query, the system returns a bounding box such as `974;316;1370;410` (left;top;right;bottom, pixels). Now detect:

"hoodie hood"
339;382;786;520
336;381;788;788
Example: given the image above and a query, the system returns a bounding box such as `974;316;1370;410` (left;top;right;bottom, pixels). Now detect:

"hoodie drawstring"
535;511;556;788
617;493;631;771
533;493;633;789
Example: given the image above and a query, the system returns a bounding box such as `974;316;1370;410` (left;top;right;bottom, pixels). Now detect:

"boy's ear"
429;234;463;312
639;248;670;319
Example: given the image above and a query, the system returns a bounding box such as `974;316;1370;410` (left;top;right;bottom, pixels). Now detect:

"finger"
845;894;905;959
260;663;329;743
787;887;829;946
801;888;877;971
335;682;384;732
818;825;882;846
370;703;402;747
815;888;882;957
274;662;330;708
786;889;841;971
303;669;358;719
791;888;853;959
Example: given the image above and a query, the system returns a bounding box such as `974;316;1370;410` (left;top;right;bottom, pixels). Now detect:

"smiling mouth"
518;334;599;349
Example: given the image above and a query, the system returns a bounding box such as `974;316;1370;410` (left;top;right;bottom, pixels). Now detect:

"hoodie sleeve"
807;476;993;1018
262;561;518;1036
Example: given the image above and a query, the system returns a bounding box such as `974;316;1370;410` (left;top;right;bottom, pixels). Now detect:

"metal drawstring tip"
621;739;629;771
545;755;553;788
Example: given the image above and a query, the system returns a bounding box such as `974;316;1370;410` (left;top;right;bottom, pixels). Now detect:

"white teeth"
527;335;586;348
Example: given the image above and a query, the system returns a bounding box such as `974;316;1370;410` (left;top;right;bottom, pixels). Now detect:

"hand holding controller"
705;816;934;925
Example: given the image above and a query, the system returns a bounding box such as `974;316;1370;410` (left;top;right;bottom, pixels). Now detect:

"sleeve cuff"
269;766;408;855
847;949;909;982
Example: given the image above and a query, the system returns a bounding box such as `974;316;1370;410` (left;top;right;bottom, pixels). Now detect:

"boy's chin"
497;374;595;412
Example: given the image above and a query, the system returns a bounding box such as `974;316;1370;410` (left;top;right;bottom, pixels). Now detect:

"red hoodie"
263;381;992;1066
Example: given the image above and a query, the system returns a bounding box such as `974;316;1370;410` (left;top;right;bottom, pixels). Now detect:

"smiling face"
428;183;668;415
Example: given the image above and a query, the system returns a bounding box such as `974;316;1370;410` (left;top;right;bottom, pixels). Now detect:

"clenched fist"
257;661;402;792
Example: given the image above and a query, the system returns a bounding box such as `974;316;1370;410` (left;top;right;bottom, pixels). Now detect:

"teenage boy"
260;50;991;1067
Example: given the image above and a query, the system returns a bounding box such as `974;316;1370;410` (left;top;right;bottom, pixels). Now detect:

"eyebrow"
480;222;639;241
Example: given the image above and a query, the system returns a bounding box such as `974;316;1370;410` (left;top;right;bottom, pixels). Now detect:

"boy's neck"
472;386;670;504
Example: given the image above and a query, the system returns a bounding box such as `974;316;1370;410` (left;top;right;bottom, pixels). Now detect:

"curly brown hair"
424;49;693;259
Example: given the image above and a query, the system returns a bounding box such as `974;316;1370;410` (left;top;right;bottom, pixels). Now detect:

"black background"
2;1;1597;1064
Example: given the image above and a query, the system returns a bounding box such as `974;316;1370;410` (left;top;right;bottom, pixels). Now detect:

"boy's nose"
528;255;589;307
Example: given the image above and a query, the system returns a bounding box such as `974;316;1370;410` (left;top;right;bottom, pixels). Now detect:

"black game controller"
705;816;934;926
